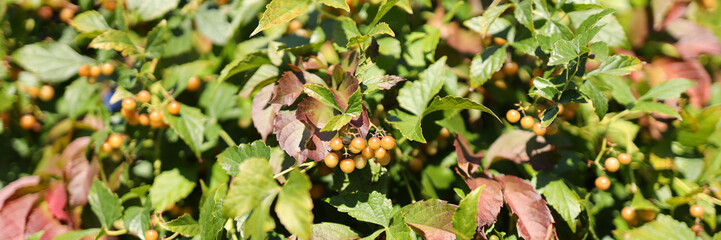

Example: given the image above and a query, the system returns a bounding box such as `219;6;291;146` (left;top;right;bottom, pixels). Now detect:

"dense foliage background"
1;0;721;239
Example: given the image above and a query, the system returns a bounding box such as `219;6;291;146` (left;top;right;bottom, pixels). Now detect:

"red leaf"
453;134;484;178
45;181;68;221
296;96;334;129
667;20;721;60
270;72;305;106
25;203;71;240
252;84;281;141
273;110;306;161
0;193;39;240
406;222;456;240
652;58;712;108
349;105;370;139
496;175;556;240
660;1;688;30
485;130;554;171
329;66;360;112
62;137;96;207
465;177;504;228
0;176;40;209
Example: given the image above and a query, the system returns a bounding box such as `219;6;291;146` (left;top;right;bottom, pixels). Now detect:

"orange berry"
690;204;704;218
376;154;391;166
368;137;381;150
546;123;558;135
556;104;564;115
506;109;521;123
604;157;620;172
167;101;181;115
39;85;54;101
137;90;151;104
186;76;201;92
108;134;123;149
37;6;53;20
122;98;136;111
532;68;544;77
340;159;355;173
374;148;387;159
618;153;632;165
503;62;518;76
78;64;90;77
639;210;656;221
439;128;451;138
20;114;36;130
595;176;610;190
692;224;704;236
520;116;535;129
102;0;117;11
353;155;367;169
493;37;507;45
101;63;114;75
324;152;339;168
310;184;324;199
101;142;113;153
361;146;374;159
59;7;74;23
532;123;546;136
145;229;158;240
149;110;164;123
621;207;636;222
89;65;101;78
330;137;344;151
27;87;39;99
409;157;423;172
380;136;395;150
138;114;149;126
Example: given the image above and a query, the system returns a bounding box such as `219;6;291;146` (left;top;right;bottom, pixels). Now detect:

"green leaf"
310;223;360;239
149;169;196;211
162;60;213;92
573;9;614;47
632;101;681;119
304;84;342;111
163;214;200;236
60;79;100;119
326;191;394;227
548;39;578;65
536;173;582;232
216;52;271;84
243;188;277;240
123;206;150;240
580;80;608;119
223;158;281;217
424;96;499;122
638;78;696;102
133;0;180;21
89;30;142;56
616;214;695;239
88;180;123;228
11;42;94;82
276;170;313;239
463;4;512;36
630;192;660;211
469;46;508;88
531;77;559;101
452;186;482;239
70;11;111;33
319;0;350;12
368;22;395;37
320;114;353;132
678;106;721;147
199;185;227;240
568;9;629;48
52;229;101;240
512;0;533;31
590;74;635;105
387;199;457;239
217;140;271;176
371;0;400;26
251;0;311;36
164;104;206;157
587;55;642;77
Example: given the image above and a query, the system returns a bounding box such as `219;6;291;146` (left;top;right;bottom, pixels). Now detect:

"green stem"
400;170;416;203
164;232;180;240
273;161;316;179
105;229;127;236
218;129;237;146
593;138;607;170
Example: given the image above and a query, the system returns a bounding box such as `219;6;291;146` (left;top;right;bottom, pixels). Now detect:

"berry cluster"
594;152;632;191
324;134;396;174
78;63;115;82
120;90;181;128
505;106;559;136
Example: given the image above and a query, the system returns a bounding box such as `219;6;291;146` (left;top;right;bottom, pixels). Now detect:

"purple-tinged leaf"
349;106;370;139
375;75;407;90
0;194;39;240
407;222;456;240
296;96;334;129
253;84;281;141
454;134;483;177
496;175;556;240
270;72;305;106
464;177;503;228
652;58;712;108
45;181;68;221
330;66;360;112
0;176;40;209
273;111;306;161
667;20;721;60
61;137;97;207
484;130;554;171
25;202;71;240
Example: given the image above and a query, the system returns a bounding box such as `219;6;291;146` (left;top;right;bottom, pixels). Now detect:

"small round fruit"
506;109;521;123
691;224;703;236
380;136;395;150
368;136;381;150
167;101;181;115
37;6;53;20
39;85;54;101
493;37;507;45
374;148;387;159
532;68;544;77
520;116;535;129
595;176;611;190
340;159;355;173
145;229;159;240
26;87;39;99
361;146;374;159
532;123;547;136
439;128;451;138
330;137;344;151
101;63;114;75
78;64;90;77
102;0;117;11
287;19;303;34
701;0;717;10
409;157;423;172
377;154;391;166
604;157;620;172
557;104;564;115
122;98;136;111
349;137;366;153
149;110;164;123
59;7;74;23
138;114;149;126
317;163;333;176
546;123;558;135
89;65;101;78
310;184;324;199
503;62;519;76
137;90;151;103
108;134;123;149
639;210;656;221
618;153;632;165
353;155;367;169
186;76;201;92
101;142;113;153
20;114;36;130
150;118;164;129
489;236;500;240
621;207;636;222
324;152;339;168
690;204;704;218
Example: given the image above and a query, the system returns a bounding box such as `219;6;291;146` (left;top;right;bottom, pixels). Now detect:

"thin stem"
218;129;237;146
400;170;416;203
593;138;607;170
164;232;180;240
273;161;316;179
105;229;127;236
